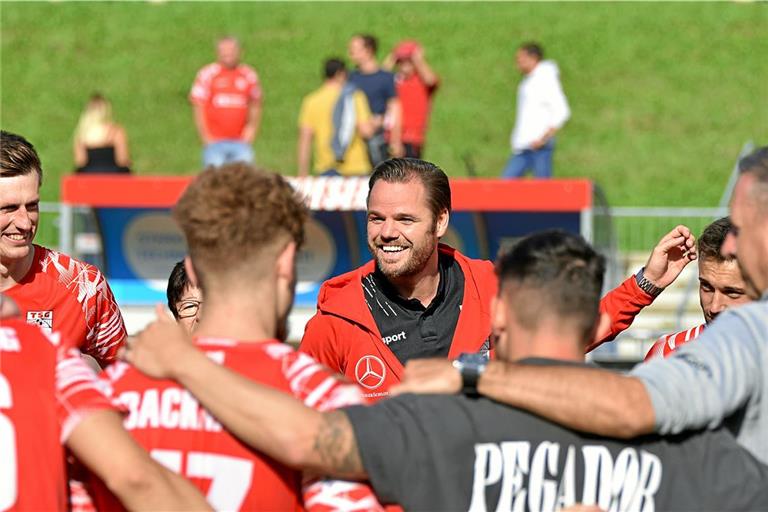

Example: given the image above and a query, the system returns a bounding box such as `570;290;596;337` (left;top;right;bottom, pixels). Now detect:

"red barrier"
61;175;593;211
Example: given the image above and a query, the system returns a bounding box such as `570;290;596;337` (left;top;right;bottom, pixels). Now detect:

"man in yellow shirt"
298;58;374;176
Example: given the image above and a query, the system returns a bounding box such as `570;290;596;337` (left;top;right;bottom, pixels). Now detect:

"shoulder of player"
278;348;365;409
38;246;104;278
236;64;259;81
317;264;372;307
442;245;497;293
195;62;222;81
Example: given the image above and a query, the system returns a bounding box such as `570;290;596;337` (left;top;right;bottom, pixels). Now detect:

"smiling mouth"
3;233;29;242
380;245;407;254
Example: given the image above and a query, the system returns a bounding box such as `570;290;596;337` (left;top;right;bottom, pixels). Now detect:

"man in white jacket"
502;42;570;178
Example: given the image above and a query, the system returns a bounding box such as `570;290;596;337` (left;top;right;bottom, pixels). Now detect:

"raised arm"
589;224;697;351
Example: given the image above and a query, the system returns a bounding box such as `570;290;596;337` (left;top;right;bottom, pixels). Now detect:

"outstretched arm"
123;309;366;479
392;358;655;438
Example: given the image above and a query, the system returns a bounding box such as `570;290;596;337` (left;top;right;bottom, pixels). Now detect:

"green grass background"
2;1;766;212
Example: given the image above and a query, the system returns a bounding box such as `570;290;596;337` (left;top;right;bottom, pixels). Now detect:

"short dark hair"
738;146;768;213
324;58;346;79
356;34;378;55
167;260;191;320
698;217;734;262
738;146;768;182
496;230;605;343
0;130;43;184
519;42;544;60
368;158;452;221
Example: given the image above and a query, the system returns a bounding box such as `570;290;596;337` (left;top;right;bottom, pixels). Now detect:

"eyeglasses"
177;300;202;319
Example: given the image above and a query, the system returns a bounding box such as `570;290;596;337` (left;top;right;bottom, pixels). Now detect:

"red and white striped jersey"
644;324;706;361
0;319;115;512
3;245;127;366
86;338;382;512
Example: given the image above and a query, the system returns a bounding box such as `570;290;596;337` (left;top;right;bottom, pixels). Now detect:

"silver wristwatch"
635;267;664;297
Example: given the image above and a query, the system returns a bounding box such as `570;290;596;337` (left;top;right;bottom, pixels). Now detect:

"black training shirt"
363;251;464;365
345;392;768;511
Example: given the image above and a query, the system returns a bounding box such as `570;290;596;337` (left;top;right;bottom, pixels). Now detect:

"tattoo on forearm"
313;411;364;477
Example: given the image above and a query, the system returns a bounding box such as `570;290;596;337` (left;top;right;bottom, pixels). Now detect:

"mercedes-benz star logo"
354;355;387;390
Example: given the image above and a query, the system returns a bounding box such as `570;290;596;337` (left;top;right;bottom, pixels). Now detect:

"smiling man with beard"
299;158;497;399
300;158;697;400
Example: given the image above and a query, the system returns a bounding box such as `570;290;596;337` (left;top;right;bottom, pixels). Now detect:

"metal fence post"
59;202;73;255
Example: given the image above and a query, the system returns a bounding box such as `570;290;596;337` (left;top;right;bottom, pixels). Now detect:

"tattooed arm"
123;319;366;479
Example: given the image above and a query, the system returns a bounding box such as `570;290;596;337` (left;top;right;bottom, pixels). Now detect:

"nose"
13;207;33;231
721;231;737;258
710;292;727;316
379;219;399;240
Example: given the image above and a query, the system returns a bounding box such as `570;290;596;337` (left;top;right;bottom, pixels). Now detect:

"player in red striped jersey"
644;217;756;360
0;302;209;511
0;131;126;367
112;164;382;511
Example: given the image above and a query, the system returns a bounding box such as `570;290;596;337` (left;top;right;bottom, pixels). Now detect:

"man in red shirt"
0;311;209;511
644;217;755;360
115;163;382;511
385;41;440;159
190;36;262;168
298;158;696;400
0;131;126;367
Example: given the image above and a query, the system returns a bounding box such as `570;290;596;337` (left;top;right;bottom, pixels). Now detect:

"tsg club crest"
27;310;53;332
354;355;386;390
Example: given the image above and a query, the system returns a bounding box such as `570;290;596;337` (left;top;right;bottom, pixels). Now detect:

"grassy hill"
2;1;766;211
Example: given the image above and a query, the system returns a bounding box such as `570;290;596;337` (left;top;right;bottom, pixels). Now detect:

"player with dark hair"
0;130;126;367
123;231;768;511
348;34;404;164
166;260;202;333
300;157;697;399
297;56;374;177
644;216;755;360
397;146;768;467
502;41;570;178
104;163;383;510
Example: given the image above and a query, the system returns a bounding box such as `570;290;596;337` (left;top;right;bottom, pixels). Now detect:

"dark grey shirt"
364;252;464;365
345;393;768;511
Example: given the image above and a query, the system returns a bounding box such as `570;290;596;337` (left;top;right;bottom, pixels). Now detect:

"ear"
490;294;507;335
275;242;297;283
435;209;450;238
184;256;200;288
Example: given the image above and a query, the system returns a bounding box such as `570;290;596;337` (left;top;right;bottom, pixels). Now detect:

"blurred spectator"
73;93;131;173
384;40;440;159
297;58;374;177
166;260;202;334
348;34;404;165
190;36;262;168
502;42;570;179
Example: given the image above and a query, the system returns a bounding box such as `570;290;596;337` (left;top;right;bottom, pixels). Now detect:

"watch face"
459;352;488;366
